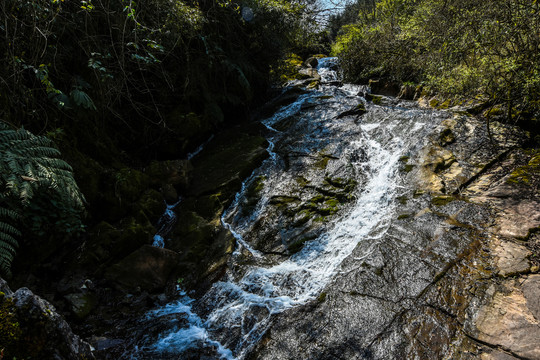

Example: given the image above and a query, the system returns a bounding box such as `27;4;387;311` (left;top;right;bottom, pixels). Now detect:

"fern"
0;122;85;277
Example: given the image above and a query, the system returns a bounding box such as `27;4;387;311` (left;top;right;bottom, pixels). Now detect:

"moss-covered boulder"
145;159;193;192
105;245;181;292
188;131;268;200
0;282;95;359
81;217;155;272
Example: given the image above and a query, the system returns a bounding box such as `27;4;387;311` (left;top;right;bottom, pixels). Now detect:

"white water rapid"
139;58;446;359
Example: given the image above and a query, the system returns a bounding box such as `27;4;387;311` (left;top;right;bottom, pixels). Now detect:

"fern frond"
0;221;22;237
0;122;85;277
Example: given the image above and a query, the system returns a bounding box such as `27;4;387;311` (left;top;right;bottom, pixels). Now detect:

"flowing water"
139;58;448;359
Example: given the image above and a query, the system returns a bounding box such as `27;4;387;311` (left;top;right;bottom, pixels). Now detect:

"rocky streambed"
107;59;539;359
2;58;538;360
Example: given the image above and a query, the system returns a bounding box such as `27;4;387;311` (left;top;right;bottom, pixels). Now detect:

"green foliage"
1;0;319;160
0;122;85;277
332;0;540;130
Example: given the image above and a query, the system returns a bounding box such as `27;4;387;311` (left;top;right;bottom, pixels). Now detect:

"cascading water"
135;58;447;359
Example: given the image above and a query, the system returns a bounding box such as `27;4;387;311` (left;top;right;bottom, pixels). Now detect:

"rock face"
246;108;540;359
0;279;95;359
105;244;181;292
474;279;540;359
492;239;531;277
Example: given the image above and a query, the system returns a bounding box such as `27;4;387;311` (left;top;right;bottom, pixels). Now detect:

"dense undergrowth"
331;0;540;134
0;0;323;277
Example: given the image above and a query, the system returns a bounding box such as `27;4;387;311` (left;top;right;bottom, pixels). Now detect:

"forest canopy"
330;0;540;130
0;0;324;277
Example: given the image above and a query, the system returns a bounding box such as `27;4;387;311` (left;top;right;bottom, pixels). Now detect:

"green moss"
137;189;166;223
355;103;366;112
484;105;505;117
507;151;540;185
397;196;408;205
294;209;315;226
315;155;331;170
429;98;440;108
269;195;301;207
399;155;410;163
402;164;414;172
439;128;456;146
0;297;22;355
295;176;310;187
114;167;150;203
434;155;456;173
317;292;327;302
413;190;425;198
307;80;320;89
431;195;455;206
372;96;382;105
241;175;266;215
398;214;411;220
324;198;339;208
438;99;452;109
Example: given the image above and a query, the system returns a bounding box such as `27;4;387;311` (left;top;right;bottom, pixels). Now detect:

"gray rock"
0;277;13;295
0;280;95;359
522;274;540;321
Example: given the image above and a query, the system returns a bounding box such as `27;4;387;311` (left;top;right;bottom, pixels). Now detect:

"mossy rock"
433;154;457;173
372;96;383;105
317;292;327;303
399;155;410;163
241;176;266;216
431;195;455;206
507;150;540;185
188;131;268;200
288;234;318;254
182;193;224;221
273;115;299;132
402;164;414;173
145;159;192;190
439;128;456;146
0;296;22;355
438;99;452;109
269;195;301;208
82;218;155;270
429;98;440;108
397;196;408;205
168;210;216;255
136;189;166;224
105;245;181;292
114;168;151;203
307;80;320;89
484;105;505;118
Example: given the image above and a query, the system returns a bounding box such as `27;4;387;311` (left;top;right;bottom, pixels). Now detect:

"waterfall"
138;58;446;359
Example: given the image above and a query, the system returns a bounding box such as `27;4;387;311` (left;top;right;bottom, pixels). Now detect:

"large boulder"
0;280;95;359
105;245;181;292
